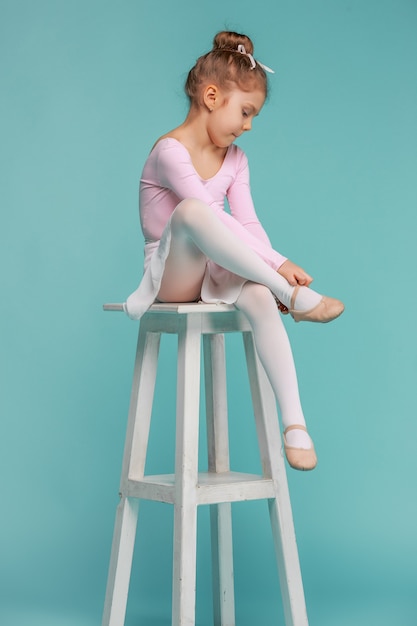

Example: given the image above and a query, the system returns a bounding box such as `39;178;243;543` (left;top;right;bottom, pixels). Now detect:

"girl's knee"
244;281;273;301
172;198;210;230
239;282;276;312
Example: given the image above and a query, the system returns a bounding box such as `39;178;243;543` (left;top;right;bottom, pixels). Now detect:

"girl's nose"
243;119;252;131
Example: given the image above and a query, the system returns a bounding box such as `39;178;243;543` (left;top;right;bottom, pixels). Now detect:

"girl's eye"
242;110;249;118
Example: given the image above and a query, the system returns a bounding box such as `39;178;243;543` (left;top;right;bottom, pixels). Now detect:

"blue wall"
1;1;416;624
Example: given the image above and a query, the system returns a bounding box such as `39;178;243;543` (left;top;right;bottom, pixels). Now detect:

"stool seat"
103;301;237;313
101;302;309;626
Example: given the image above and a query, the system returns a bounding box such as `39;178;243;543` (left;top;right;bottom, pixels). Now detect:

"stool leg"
203;334;235;626
243;332;309;626
102;324;161;626
172;316;202;626
102;497;139;626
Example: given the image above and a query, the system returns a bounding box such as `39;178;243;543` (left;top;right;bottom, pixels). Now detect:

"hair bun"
212;31;254;55
185;30;268;104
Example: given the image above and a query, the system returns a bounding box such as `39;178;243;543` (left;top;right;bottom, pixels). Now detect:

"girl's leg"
157;225;208;303
235;281;312;449
125;198;342;322
161;199;321;308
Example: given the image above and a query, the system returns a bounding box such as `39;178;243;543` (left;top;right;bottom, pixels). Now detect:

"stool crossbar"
102;302;308;626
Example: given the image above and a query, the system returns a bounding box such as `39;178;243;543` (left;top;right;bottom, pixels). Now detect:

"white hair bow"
237;44;275;74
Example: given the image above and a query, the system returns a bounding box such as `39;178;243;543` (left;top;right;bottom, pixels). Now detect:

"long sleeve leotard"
129;137;287;317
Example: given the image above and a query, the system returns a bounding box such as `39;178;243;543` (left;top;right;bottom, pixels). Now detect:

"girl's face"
206;87;265;148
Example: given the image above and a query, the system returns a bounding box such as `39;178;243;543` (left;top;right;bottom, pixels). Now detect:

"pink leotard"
128;137;287;318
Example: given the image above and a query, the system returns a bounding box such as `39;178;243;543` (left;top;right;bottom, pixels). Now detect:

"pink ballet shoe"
289;286;344;323
283;425;317;471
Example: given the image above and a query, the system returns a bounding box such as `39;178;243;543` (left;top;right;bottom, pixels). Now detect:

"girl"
124;31;344;471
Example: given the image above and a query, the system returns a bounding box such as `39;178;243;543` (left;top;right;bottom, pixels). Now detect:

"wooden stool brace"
102;302;308;626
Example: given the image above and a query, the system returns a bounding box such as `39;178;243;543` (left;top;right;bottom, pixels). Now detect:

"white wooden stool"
102;302;308;626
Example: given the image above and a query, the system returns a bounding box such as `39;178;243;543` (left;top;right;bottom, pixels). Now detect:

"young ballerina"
124;31;344;471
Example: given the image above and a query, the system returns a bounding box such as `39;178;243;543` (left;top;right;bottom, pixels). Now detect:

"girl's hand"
277;259;313;287
274;260;313;314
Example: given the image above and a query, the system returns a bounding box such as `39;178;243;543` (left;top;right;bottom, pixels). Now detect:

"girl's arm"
227;151;313;285
226;149;274;248
156;140;287;270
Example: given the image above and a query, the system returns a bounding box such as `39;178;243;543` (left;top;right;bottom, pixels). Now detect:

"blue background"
1;1;416;624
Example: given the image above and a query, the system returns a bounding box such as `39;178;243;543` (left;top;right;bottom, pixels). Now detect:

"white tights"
236;283;311;449
160;199;323;311
126;199;320;447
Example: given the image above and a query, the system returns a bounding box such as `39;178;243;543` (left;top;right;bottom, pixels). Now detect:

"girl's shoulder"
150;130;185;151
148;136;189;161
231;143;247;163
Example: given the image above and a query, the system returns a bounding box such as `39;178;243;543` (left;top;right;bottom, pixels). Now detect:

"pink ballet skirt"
124;219;249;319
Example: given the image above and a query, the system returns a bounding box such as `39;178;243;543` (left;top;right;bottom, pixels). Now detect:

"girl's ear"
203;84;219;112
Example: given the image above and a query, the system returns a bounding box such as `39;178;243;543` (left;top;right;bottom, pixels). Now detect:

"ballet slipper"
283;425;317;471
289;286;344;323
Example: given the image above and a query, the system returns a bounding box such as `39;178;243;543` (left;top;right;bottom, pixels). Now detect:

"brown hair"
185;31;268;106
